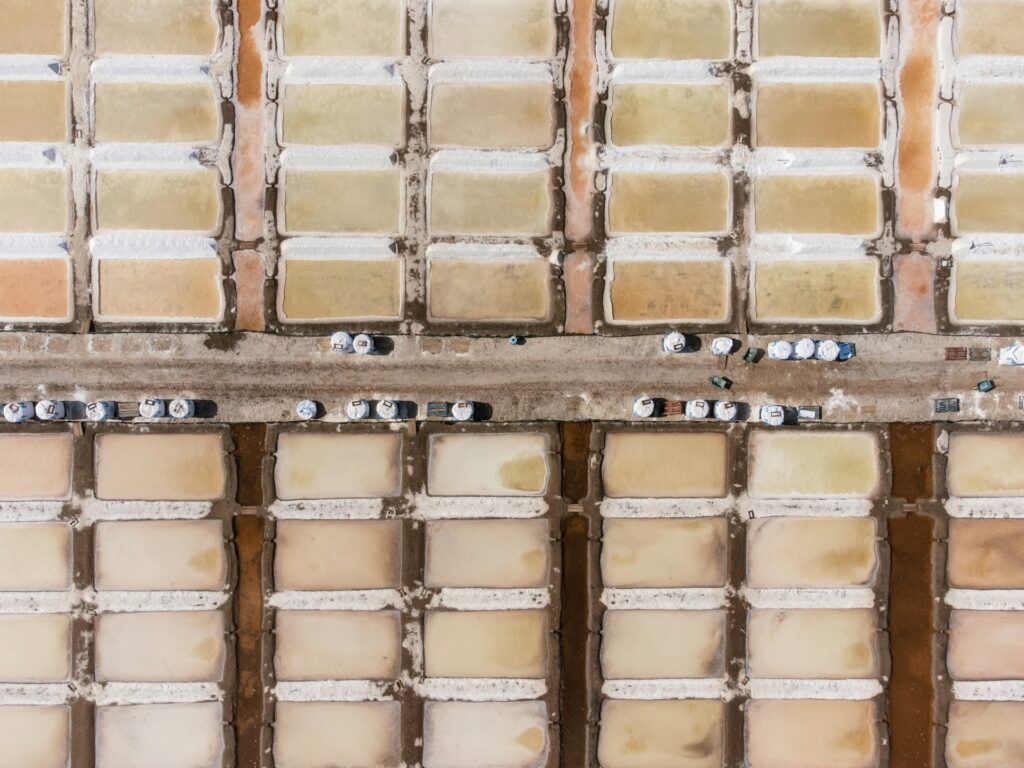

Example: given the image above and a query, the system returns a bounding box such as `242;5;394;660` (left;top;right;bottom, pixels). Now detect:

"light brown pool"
951;259;1024;323
275;701;399;768
610;0;732;60
748;431;881;498
281;169;402;236
753;258;880;323
279;257;404;322
754;174;880;235
97;258;223;321
280;0;404;57
95;170;221;232
94;0;218;55
428;258;552;322
610;83;731;147
602;432;729;498
275;432;403;500
281;83;406;147
0;433;72;500
94;432;227;501
947;433;1024;497
757;0;881;57
429;0;556;59
607;172;731;234
427;433;550;496
606;258;732;323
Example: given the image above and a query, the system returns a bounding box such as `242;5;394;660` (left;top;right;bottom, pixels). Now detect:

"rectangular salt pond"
601;431;728;498
947;433;1024;497
96;258;224;321
953;173;1024;234
0;258;71;321
96;703;224;768
601;518;728;587
957;0;1024;56
95;611;224;682
281;169;403;235
0;169;68;233
598;699;723;768
610;82;731;147
425;519;549;588
93;82;219;144
747;431;881;498
947;701;1024;768
95;170;221;232
747;609;879;679
606;258;731;324
430;81;555;149
424;610;547;678
428;258;553;322
753;174;880;235
747;517;878;588
0;614;70;683
754;82;881;149
0;0;65;55
280;0;405;57
274;701;400;768
274;610;402;681
0;433;72;500
607;172;731;235
0;523;71;591
281;83;406;147
746;699;878;768
756;0;881;57
423;701;548;768
94;432;227;501
427;433;550;496
610;0;732;60
601;610;725;679
952;259;1024;324
274;432;403;500
752;258;881;323
958;83;1024;146
94;520;226;591
948;519;1024;588
279;257;403;322
274;519;402;590
428;169;552;237
93;0;218;56
947;610;1024;680
429;0;556;59
0;81;67;143
0;706;68;768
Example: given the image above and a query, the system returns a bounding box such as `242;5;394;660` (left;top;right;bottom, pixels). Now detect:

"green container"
711;376;732;390
977;379;996;393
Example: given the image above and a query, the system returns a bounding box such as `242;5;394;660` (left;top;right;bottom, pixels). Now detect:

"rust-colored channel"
233;424;267;768
559;423;593;767
888;424;936;768
234;515;264;768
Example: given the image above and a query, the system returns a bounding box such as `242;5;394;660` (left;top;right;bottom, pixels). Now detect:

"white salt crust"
274;680;391;702
268;591;403;612
742;587;877;610
954;681;1024;701
946;589;1024;610
745;678;883;700
414;678;547;702
431;589;550;611
603;679;728;700
412;495;548;519
601;588;727;611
